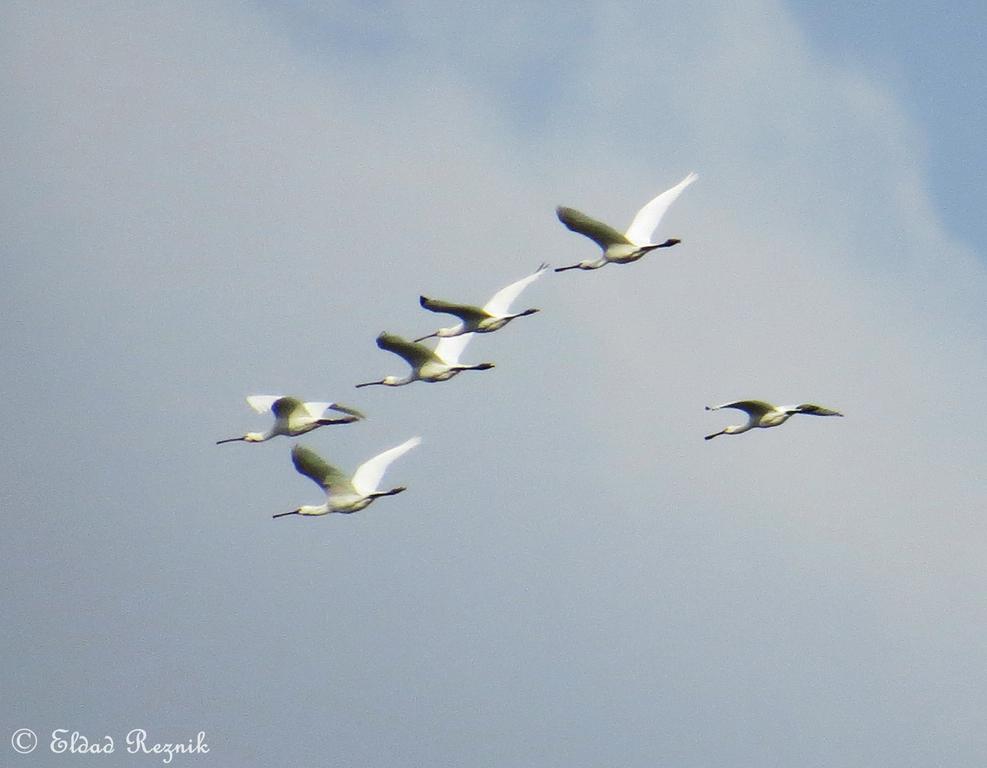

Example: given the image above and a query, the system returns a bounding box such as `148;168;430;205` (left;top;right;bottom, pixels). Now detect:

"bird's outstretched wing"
291;444;353;492
268;396;313;431
351;437;422;496
376;333;440;369
623;171;697;246
301;401;334;419
434;333;473;365
483;263;549;317
419;296;489;323
556;207;630;249
246;395;284;414
707;400;775;418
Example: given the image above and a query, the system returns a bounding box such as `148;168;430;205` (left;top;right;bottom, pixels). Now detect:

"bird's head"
519;308;540;317
475;362;495;371
356;377;397;388
661;238;682;247
216;431;263;444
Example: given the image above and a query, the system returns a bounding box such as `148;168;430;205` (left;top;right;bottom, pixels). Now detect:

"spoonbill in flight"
704;400;843;440
273;437;421;517
555;172;697;272
355;333;493;388
415;263;549;341
216;395;365;444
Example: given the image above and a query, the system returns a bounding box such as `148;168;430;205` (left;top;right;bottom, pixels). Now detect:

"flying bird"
415;263;549;341
555;171;697;272
216;395;365;444
273;438;421;517
355;333;494;388
704;400;844;440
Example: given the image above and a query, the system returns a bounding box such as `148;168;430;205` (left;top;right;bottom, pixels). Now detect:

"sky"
2;1;986;766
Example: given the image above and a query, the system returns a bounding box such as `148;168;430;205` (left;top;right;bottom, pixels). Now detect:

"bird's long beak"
413;333;436;342
272;509;300;519
216;436;246;444
355;380;383;388
554;264;580;273
704;430;726;440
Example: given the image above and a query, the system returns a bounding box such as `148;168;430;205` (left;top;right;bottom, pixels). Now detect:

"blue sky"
2;2;985;766
790;1;987;255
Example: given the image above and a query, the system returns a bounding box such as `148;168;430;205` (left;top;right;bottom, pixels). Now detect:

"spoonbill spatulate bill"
704;400;843;440
555;172;697;272
273;437;421;517
355;332;494;388
414;263;549;341
216;395;365;444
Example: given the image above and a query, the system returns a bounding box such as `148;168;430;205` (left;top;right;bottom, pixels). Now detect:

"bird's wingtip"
328;402;366;419
555;205;575;223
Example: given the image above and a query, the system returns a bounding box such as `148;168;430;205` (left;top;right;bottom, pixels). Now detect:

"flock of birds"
218;171;843;518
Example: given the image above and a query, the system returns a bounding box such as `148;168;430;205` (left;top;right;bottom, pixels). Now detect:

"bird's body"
356;332;494;388
216;395;364;444
415;263;549;341
704;400;843;440
555;172;697;271
273;438;421;517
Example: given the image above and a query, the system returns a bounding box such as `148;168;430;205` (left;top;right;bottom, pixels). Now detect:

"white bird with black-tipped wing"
555;172;697;272
704;400;843;440
356;333;494;388
216;395;364;444
273;437;421;517
415;263;549;341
